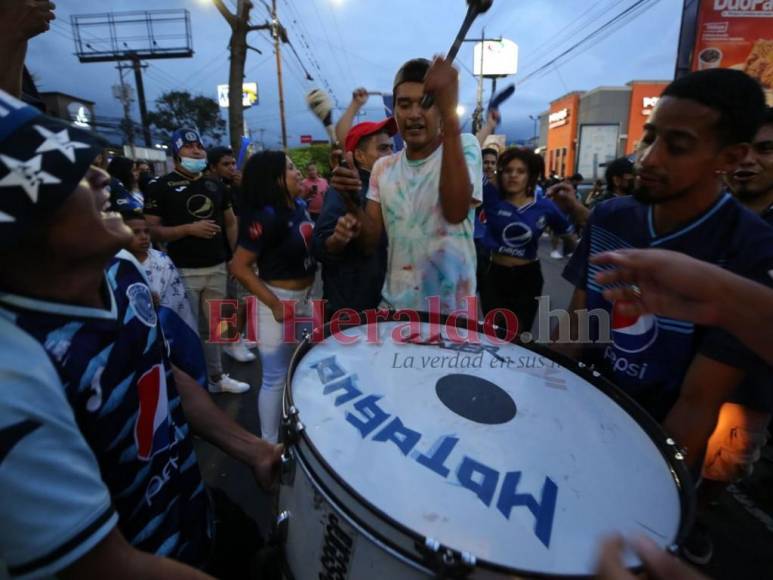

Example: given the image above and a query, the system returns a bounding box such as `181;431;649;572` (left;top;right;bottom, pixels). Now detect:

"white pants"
256;285;312;443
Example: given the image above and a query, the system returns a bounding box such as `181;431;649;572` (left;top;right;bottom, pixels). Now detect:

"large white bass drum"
276;312;694;578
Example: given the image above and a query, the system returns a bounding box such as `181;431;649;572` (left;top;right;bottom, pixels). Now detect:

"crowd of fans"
1;2;772;579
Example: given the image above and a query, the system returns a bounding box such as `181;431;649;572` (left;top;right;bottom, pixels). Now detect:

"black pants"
475;239;491;298
481;260;544;335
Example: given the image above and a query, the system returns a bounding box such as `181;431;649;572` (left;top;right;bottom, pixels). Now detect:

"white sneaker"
550;250;564;259
209;374;250;394
241;335;258;350
224;340;257;362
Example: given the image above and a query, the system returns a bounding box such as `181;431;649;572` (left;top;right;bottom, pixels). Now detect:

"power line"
521;0;626;64
522;0;662;86
327;5;354;85
282;0;339;103
307;0;347;99
517;0;662;86
186;48;231;86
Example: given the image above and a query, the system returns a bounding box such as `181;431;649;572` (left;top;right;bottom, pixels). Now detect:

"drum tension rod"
416;537;476;579
281;406;304;445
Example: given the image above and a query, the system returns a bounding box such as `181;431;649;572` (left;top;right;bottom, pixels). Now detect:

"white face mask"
180;156;207;174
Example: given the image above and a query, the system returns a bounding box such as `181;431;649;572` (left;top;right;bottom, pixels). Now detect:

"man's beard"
632;184;688;204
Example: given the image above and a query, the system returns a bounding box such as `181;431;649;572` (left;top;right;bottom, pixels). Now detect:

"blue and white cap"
0;89;106;244
171;128;202;157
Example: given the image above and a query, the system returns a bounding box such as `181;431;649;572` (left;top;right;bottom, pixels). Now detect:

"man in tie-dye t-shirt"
332;57;482;314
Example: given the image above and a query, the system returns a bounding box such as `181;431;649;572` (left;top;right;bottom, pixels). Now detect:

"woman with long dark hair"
230;151;316;443
481;147;576;334
107;155;143;211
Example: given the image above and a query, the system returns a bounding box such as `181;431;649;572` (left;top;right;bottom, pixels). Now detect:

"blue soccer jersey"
0;315;118;578
563;193;773;420
0;253;210;567
483;197;573;261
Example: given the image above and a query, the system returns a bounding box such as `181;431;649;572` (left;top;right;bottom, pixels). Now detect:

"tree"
146;90;226;145
287;144;333;178
212;0;272;153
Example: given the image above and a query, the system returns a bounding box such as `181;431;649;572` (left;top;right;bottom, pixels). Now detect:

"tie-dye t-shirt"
367;133;483;313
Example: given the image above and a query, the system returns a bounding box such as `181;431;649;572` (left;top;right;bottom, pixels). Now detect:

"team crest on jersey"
127;282;158;327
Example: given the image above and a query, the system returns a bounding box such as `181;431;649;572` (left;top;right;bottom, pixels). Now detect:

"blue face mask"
180;156;207;174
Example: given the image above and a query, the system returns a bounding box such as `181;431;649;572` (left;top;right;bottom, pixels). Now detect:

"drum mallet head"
420;0;495;109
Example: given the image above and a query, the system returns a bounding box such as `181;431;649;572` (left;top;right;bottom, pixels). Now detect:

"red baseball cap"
344;117;398;153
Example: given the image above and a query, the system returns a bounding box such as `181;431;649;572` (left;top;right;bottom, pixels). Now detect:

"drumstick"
420;0;495;109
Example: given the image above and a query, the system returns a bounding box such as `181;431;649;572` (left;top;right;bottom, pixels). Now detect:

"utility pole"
114;63;135;154
463;29;502;134
272;0;288;150
214;0;302;152
129;54;152;147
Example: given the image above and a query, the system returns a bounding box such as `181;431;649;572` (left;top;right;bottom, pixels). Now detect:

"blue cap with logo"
0;89;106;244
171;128;202;157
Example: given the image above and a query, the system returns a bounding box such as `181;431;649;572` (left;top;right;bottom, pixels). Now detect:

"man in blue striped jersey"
560;69;773;461
0;89;280;579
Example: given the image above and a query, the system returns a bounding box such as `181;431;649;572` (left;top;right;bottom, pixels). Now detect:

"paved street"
197;238;773;579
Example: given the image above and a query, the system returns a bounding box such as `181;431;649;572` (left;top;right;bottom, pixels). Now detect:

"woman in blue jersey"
481;147;576;334
230;151;316;443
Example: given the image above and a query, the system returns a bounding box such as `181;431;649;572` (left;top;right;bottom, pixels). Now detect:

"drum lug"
274;510;291;545
417;537;476;579
666;437;687;462
280;448;296;486
281;406;305;445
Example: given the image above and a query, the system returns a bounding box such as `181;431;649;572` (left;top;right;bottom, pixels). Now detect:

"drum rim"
284;309;695;577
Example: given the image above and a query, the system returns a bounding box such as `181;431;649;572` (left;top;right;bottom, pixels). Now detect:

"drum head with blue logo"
289;320;688;576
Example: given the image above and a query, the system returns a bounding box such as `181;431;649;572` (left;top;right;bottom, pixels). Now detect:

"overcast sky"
33;0;682;148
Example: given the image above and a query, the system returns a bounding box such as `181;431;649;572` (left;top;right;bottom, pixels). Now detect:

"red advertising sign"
300;135;313;144
691;0;773;104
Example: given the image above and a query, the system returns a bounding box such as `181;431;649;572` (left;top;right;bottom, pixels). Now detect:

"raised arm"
424;57;473;224
335;88;369;145
476;109;500;146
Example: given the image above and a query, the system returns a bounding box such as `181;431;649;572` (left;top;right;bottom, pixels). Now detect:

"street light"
456;105;466;118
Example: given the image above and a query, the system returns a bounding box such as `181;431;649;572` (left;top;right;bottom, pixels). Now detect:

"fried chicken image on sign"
744;39;773;89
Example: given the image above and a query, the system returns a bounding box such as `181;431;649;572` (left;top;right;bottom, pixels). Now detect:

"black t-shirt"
238;199;316;281
144;171;232;268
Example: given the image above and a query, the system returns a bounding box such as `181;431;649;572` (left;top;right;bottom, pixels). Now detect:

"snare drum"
277;313;693;578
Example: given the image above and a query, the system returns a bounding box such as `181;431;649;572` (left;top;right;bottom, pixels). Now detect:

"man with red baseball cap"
312;117;397;317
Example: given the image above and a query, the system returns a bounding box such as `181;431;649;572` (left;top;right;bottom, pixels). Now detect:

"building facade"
538;80;668;180
39;92;96;130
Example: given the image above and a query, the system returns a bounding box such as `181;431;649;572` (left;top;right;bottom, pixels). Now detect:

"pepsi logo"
135;364;170;462
610;301;658;354
502;222;532;248
299;221;314;250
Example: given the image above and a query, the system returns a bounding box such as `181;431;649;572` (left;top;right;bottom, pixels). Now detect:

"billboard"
576;124;619;180
217;83;259;108
690;0;773;104
473;39;519;77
